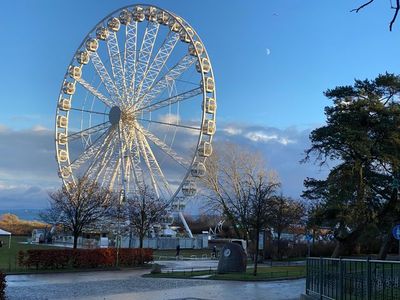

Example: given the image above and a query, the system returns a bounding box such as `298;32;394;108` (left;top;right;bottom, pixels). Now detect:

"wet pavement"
155;259;219;271
6;267;305;300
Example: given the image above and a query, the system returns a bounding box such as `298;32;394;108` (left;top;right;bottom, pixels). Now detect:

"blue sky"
0;0;399;210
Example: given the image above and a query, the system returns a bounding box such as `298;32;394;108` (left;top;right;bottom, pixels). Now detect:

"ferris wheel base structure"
54;4;217;237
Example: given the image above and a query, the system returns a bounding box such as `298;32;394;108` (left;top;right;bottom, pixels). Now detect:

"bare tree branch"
390;0;400;31
351;0;400;31
351;0;375;13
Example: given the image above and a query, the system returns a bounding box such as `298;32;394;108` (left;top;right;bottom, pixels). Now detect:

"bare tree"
41;177;115;249
202;142;274;239
351;0;399;31
268;195;306;259
202;142;280;275
245;172;280;275
124;185;168;248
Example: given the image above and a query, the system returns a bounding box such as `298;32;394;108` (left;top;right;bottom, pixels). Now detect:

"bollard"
366;257;371;300
319;257;323;300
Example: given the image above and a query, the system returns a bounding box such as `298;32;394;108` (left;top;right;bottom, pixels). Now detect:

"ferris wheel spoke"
84;129;116;178
117;123;129;193
107;156;121;191
124;21;138;101
135;31;180;100
70;107;108;116
90;52;121;104
68;128;111;171
134;87;202;113
66;121;110;142
75;78;114;108
136;130;160;198
140;132;173;199
93;142;116;183
135;125;189;169
131;21;160;101
107;31;127;103
135;55;197;109
121;126;144;193
137;118;201;131
95;142;118;186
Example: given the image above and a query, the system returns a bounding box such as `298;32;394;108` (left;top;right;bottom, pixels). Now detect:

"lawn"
146;265;306;281
0;236;58;273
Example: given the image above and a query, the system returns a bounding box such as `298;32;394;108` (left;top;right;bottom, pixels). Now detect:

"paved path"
6;268;305;300
155;259;219;271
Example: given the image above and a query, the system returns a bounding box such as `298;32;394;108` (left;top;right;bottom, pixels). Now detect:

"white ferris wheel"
55;5;216;213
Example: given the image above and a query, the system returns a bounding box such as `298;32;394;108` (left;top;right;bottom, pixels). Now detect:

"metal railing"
306;257;400;300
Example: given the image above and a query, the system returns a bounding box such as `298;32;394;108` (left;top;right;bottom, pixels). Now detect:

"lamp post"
116;189;125;268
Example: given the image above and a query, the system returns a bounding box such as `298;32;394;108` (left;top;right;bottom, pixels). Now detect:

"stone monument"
217;242;247;274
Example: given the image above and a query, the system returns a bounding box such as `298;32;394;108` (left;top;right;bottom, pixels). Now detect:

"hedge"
0;270;5;300
18;248;153;270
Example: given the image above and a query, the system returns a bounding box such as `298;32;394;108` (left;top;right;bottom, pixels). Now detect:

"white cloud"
245;131;278;142
223;126;242;136
159;113;180;124
0;121;325;210
32;125;49;132
243;130;295;145
278;137;295;145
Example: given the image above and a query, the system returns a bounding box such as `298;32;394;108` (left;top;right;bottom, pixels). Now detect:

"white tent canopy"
0;229;11;236
0;228;11;248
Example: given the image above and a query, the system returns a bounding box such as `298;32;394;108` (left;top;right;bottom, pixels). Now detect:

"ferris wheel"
55;5;216;208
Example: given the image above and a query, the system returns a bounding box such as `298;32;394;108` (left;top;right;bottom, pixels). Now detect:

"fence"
306;257;400;300
122;237;204;249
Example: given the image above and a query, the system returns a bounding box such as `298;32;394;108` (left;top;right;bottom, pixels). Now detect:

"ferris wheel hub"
109;106;121;125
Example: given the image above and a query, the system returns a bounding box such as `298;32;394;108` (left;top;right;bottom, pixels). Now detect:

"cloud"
32;124;49;132
0;121;328;211
223;126;243;136
222;124;297;145
0;184;51;209
0;124;59;208
245;131;278;143
211;123;328;200
158;113;180;124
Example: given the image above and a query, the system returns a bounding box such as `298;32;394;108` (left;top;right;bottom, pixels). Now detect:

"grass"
0;236;55;273
146;265;306;281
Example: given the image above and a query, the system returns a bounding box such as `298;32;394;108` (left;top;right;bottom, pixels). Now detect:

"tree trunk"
277;232;281;260
128;228;133;248
253;228;259;276
139;233;144;249
331;238;357;258
73;232;79;249
378;232;394;260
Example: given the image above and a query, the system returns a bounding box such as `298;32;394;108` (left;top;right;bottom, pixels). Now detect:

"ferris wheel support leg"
178;211;193;239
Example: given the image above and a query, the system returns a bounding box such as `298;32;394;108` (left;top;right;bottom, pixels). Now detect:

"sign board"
392;225;400;240
258;232;264;250
305;234;313;242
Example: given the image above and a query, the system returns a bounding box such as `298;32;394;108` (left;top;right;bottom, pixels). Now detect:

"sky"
0;0;400;211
